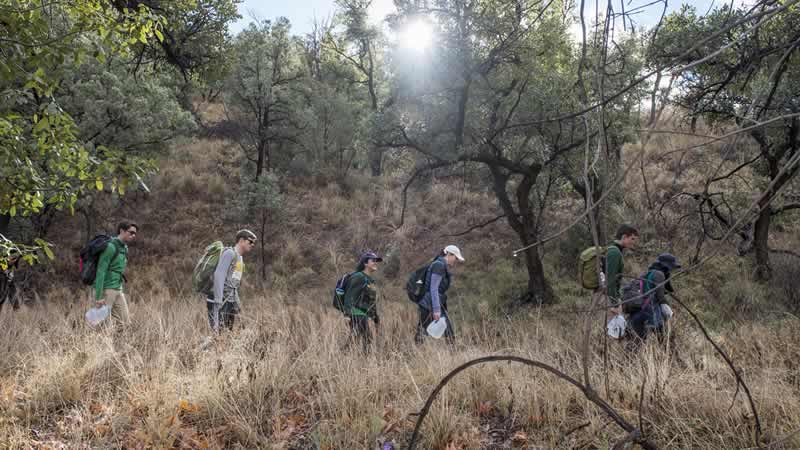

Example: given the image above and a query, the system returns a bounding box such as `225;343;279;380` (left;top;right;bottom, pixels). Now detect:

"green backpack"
578;246;608;290
192;241;225;296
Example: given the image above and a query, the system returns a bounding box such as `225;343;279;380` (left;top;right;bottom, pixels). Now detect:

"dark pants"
0;294;19;312
0;280;18;312
347;315;373;352
415;305;455;344
207;301;238;333
627;307;667;349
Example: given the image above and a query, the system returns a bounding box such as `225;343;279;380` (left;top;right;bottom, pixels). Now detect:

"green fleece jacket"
605;241;624;301
94;238;128;300
343;271;379;322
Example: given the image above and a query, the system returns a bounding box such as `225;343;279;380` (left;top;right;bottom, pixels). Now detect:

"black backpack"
79;235;120;286
405;263;432;304
332;272;353;313
621;271;655;315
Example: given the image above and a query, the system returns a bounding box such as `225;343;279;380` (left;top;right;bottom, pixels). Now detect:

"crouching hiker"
0;250;21;313
413;245;464;345
342;252;382;352
206;230;256;334
627;253;681;344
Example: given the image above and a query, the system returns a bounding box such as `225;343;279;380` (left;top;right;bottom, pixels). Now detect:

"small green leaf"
154;29;164;42
95;178;104;191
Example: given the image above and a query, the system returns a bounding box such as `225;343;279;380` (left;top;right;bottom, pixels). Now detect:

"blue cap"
359;252;383;264
657;253;682;270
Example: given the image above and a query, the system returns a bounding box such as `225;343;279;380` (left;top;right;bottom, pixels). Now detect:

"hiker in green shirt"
344;252;382;352
607;224;639;312
94;221;138;326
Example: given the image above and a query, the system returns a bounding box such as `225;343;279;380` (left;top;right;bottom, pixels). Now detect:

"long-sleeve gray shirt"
209;247;243;304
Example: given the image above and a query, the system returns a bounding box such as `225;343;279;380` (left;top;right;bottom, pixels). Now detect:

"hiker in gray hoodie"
207;230;256;333
414;245;464;344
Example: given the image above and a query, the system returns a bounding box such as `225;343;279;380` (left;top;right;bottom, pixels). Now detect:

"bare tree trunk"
260;212;268;281
488;166;554;305
521;242;554;304
753;206;772;281
256;141;265;180
368;147;383;177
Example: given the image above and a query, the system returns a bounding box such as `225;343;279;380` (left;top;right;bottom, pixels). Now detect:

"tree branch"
439;214;508;237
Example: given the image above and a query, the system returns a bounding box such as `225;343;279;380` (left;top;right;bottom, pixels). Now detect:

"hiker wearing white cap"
414;245;464;344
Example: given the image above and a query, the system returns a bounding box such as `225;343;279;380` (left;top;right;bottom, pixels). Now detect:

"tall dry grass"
1;285;798;449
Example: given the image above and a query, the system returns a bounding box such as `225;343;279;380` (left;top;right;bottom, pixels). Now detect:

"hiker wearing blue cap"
628;252;681;343
343;251;382;352
414;245;464;344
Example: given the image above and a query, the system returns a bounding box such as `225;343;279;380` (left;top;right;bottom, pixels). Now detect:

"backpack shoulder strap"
422;259;438;290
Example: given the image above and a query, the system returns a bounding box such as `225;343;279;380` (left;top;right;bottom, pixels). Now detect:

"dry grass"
4;130;800;448
1;284;799;449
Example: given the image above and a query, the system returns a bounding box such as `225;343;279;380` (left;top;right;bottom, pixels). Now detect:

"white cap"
444;245;465;261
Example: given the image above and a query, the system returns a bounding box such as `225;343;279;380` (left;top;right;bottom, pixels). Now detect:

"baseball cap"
656;253;682;270
444;245;465;261
236;229;257;242
359;251;383;263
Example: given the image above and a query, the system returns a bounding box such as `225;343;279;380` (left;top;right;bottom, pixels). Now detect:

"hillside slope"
1;133;799;449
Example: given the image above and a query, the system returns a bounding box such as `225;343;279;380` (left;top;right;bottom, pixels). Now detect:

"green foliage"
235;171;285;225
60;60;197;153
224;18;307;176
0;0;199;253
0;234;53;269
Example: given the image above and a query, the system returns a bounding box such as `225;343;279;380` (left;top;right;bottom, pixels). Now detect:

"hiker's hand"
95;299;106;307
433;311;441;321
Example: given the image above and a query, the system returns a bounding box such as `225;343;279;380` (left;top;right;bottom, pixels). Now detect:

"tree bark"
753;206;771;281
488;165;555;304
520;242;554;304
368;147;383;176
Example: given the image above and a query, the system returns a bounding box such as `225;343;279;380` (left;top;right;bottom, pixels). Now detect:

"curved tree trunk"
753;207;771;281
520;240;554;305
368;147;383;177
488;165;555;305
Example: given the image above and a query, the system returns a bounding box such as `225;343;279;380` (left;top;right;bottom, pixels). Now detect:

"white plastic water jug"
606;314;626;339
426;317;448;339
85;305;110;326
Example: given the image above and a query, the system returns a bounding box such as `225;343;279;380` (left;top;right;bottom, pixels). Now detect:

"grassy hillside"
1;129;799;449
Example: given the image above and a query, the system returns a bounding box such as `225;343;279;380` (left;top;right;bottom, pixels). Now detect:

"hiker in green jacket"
344;252;382;352
94;221;138;326
607;224;639;312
